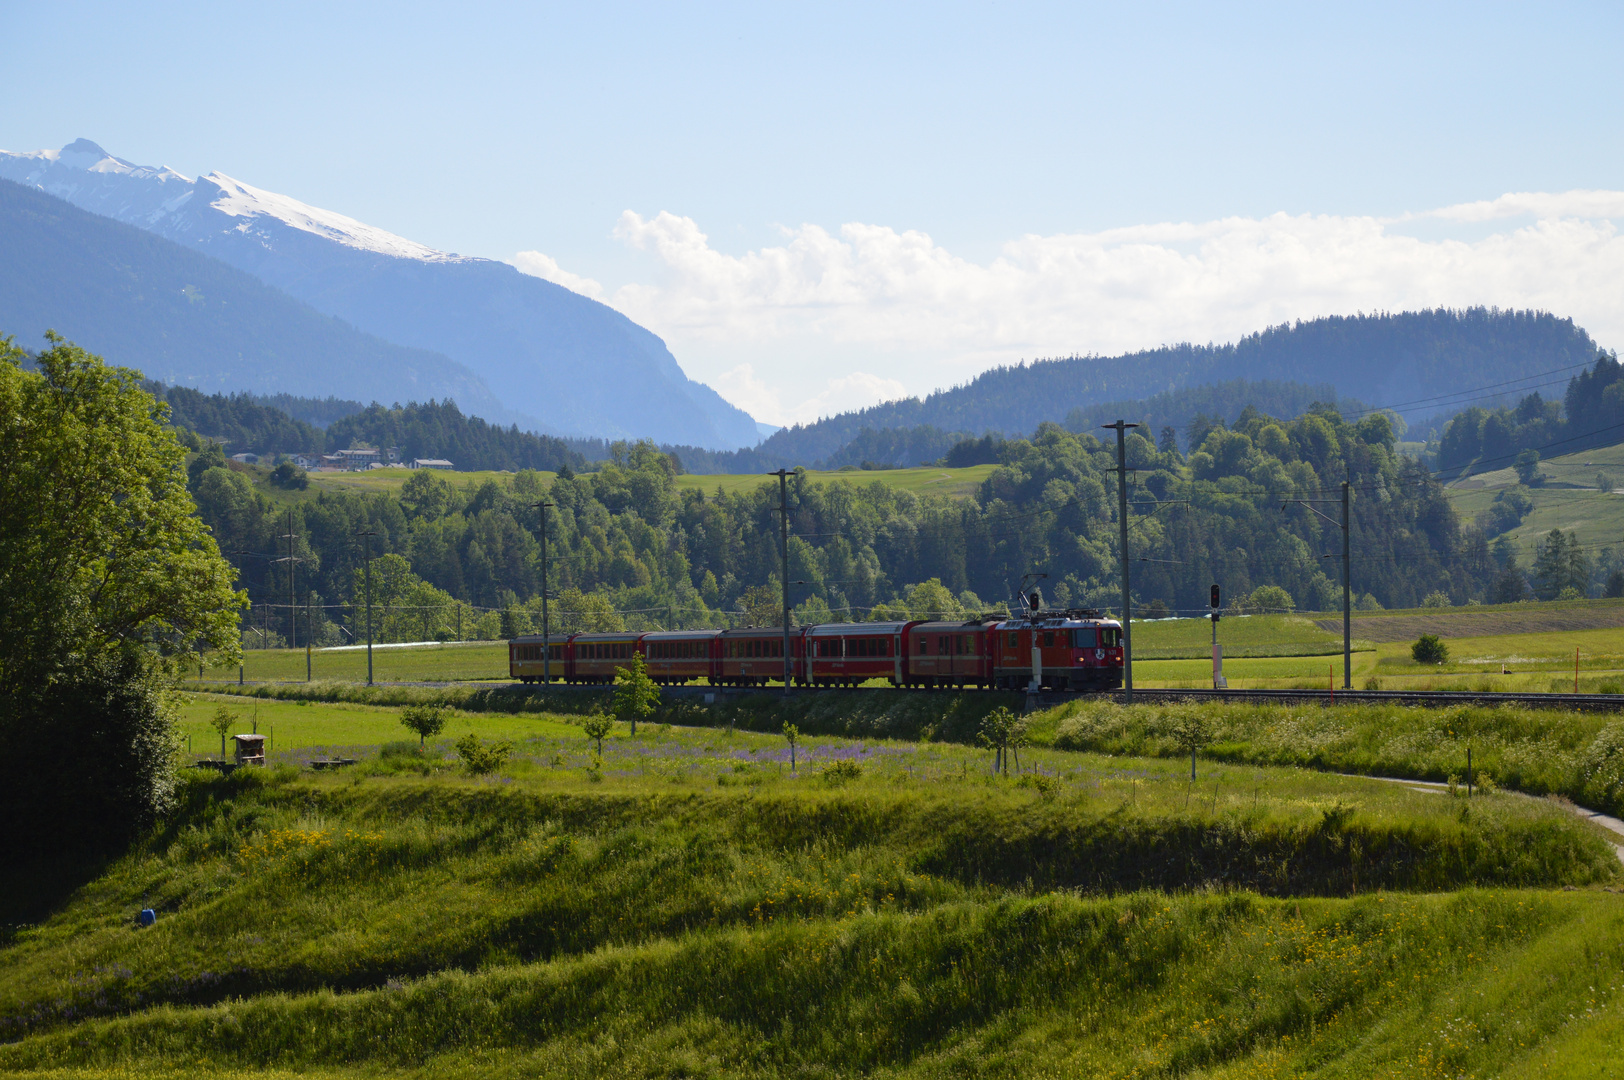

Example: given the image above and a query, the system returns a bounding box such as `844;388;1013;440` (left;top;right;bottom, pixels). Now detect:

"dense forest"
323;401;585;472
153;385;585;472
190;398;1597;650
688;308;1594;469
1438;350;1624;474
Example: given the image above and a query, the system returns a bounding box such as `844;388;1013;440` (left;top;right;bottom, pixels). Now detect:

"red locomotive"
509;608;1123;692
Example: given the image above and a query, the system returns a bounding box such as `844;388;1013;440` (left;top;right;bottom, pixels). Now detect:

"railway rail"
1101;686;1624;711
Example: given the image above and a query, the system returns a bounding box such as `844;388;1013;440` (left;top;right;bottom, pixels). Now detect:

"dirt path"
1367;775;1624;863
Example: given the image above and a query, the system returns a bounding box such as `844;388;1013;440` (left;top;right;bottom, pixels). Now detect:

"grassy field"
2;709;1620;1077
304;468;546;496
198;641;511;685
1134;613;1370;658
1044;695;1624;815
674;463;998;499
1446;440;1624;558
289;463;999;501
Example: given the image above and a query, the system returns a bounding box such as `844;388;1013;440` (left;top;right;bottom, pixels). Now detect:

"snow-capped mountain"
0;140;761;449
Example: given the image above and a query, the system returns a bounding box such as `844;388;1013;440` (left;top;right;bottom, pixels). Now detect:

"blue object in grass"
138;908;156;927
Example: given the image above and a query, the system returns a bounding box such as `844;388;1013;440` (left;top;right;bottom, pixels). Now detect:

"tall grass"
1046;698;1624;815
4;890;1622;1078
0;756;1612;1047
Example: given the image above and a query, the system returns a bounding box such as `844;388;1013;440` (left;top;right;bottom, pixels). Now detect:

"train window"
918;638;928;655
1075;628;1097;648
1043;632;1054;647
881;639;890;657
1007;633;1018;649
961;635;971;654
1099;628;1121;647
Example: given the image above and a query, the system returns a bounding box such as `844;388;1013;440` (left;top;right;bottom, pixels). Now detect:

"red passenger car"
903;620;994;688
717;627;797;687
641;630;721;685
509;635;565;683
804;622;907;686
569;633;642;684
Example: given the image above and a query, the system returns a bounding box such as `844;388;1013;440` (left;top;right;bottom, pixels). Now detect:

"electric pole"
355;528;377;685
769;468;792;695
1101;421;1139;700
1341;479;1351;690
1281;480;1353;689
532;501;554;685
275;510;301;653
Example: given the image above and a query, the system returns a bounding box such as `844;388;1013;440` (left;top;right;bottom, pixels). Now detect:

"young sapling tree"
613;653;659;736
783;722;799;772
582;709;615;756
210;706;237;762
400;702;448;749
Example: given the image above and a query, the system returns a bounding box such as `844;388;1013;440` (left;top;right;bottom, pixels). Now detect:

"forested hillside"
1439;349;1624;474
151;384;585;471
723;309;1591;468
194;400;1548;647
152;383;331;457
324;401;585;473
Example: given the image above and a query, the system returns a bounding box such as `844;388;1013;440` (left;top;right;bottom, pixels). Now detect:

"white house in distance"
411;458;454;470
230;452;259;464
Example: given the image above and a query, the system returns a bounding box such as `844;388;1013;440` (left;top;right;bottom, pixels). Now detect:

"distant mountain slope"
662;378;1359;473
0;140;761;450
0;178;516;415
750;309;1596;463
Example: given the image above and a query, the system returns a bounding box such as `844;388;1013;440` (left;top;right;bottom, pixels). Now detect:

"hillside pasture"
0;722;1618;1077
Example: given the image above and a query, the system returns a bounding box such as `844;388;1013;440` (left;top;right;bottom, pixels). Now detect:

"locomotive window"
1075;627;1097;648
1042;632;1054;647
1099;628;1121;647
1007;633;1018;649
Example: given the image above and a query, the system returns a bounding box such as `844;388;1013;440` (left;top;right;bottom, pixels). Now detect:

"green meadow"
3;704;1622;1078
292;463;999;502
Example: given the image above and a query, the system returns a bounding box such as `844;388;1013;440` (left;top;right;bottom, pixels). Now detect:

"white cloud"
516;192;1624;423
510;250;604;299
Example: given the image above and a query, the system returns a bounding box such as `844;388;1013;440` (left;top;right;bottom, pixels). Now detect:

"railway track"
197;678;1624;711
1100;687;1624;711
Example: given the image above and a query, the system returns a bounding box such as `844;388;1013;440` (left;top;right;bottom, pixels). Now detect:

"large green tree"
0;335;244;852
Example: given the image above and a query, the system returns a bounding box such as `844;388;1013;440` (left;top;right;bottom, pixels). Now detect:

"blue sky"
3;1;1621;423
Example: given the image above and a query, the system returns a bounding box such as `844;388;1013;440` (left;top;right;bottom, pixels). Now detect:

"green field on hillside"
674;464;998;499
1446;440;1624;557
2;711;1620;1078
200;641;511;685
289;463;999;501
305;467;547;496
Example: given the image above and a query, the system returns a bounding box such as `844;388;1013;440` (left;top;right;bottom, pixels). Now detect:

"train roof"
911;619;998;632
804;621;908;636
641;629;722;640
570;631;642;641
997;609;1122;629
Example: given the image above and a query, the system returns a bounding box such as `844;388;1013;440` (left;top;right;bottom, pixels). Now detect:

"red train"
509;609;1123;692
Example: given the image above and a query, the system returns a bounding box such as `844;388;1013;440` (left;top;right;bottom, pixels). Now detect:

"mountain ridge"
0;177;522;419
0;140;762;449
